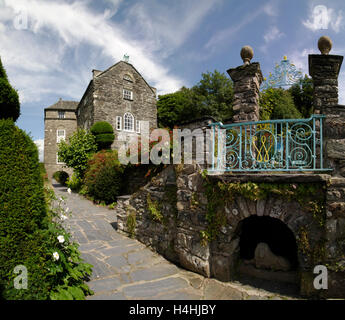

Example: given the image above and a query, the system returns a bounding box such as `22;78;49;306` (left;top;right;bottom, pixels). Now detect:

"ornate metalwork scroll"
209;115;330;172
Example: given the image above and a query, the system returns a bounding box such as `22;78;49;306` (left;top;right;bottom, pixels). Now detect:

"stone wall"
77;61;157;151
44;109;77;179
116;162;345;298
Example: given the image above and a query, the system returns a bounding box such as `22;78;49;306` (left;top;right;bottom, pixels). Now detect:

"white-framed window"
136;120;140;133
116;116;122;131
124;113;134;132
58;111;65;119
57;129;66;143
123;89;133;100
123;74;133;82
56;153;64;164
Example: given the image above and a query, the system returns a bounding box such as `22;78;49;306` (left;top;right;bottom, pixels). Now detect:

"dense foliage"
288;76;314;118
84;150;124;204
0;57;20;122
0;120;92;299
260;88;302;120
157;70;234;128
90;121;115;150
57;129;97;179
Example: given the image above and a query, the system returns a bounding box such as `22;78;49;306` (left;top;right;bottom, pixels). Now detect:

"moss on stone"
147;193;163;223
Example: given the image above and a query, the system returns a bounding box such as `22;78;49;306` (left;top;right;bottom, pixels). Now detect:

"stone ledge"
207;173;331;184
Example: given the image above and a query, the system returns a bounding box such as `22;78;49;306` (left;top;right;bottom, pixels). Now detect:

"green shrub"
90;121;114;150
0;120;93;300
0;58;20;122
57;129;97;179
84;150;124;204
53;171;69;186
66;173;82;192
0;119;51;299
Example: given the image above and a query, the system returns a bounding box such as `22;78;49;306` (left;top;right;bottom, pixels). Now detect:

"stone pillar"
309;37;345;298
227;46;263;123
309;36;344;176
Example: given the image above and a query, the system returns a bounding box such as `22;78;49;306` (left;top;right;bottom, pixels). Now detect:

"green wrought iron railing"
209;115;331;172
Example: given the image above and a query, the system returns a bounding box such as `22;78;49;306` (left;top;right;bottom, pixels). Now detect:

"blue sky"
0;0;345;161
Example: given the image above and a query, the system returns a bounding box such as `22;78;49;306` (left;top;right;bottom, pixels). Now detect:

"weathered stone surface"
252;243;291;272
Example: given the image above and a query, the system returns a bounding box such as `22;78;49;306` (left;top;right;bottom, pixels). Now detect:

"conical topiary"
0;56;20;122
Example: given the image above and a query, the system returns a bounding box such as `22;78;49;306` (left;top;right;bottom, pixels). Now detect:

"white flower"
53;252;59;261
57;235;65;244
67;188;72;194
65;207;69;212
60;214;68;221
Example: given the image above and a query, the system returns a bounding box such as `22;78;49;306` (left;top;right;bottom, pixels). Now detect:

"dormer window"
123;74;133;82
123;89;133;100
58;111;65;119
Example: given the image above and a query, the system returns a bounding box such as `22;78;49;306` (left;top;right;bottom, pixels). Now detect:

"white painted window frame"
56;129;66;143
58;111;65;119
124;112;134;132
116;116;122;131
123;89;133;100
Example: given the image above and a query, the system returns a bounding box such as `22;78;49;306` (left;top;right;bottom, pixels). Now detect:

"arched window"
124;113;134;132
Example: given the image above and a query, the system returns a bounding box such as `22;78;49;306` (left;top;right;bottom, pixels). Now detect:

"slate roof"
45;99;79;111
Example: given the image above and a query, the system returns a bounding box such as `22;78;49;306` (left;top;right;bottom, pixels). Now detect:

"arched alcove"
239;215;298;270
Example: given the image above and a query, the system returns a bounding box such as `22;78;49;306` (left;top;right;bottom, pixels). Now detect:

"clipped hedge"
0;119;52;299
0;58;20;122
90;121;114;150
84;150;124;204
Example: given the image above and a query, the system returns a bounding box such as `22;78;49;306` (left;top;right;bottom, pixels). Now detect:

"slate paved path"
52;182;296;300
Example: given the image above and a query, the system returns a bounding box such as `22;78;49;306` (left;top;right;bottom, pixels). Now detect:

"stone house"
44;60;157;179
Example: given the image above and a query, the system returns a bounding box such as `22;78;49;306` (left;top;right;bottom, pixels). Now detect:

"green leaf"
67;286;85;300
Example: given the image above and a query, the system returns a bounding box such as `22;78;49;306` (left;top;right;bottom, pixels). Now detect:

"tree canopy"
157;70;234;128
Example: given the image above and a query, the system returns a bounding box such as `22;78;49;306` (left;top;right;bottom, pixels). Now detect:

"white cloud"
1;0;216;101
303;5;343;33
34;139;44;162
264;26;284;43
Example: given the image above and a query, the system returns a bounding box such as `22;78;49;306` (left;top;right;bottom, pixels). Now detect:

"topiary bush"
0;120;93;300
84;150;124;204
0;119;51;299
53;171;69;186
0;57;20;122
90;121;115;150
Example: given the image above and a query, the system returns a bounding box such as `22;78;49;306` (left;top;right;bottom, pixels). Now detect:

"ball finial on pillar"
240;45;254;65
318;36;332;55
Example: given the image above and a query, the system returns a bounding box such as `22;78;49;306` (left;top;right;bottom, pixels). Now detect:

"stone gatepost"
309;36;345;298
227;46;263;123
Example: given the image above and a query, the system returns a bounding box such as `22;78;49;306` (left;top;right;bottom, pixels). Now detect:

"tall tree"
288;75;314;118
157;70;234;128
260;88;302;120
0;56;20;122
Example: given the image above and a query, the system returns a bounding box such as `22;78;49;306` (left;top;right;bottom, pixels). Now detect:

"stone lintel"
207;173;331;184
309;54;343;79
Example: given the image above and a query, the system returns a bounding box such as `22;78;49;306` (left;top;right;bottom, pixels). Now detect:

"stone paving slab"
52;182;297;300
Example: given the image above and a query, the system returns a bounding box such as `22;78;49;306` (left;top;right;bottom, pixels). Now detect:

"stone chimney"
227;46;263;123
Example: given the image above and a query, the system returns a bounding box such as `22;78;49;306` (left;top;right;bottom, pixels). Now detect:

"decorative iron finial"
261;57;303;90
318;36;332;55
240;45;253;65
123;53;129;62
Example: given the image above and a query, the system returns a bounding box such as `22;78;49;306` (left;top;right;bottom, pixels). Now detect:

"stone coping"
207;173;331;184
